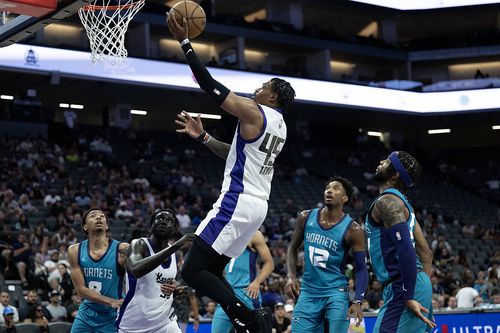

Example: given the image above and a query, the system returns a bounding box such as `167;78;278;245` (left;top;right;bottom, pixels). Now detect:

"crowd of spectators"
0;131;498;331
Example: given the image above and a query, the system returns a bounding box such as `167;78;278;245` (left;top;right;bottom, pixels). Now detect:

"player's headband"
388;152;414;188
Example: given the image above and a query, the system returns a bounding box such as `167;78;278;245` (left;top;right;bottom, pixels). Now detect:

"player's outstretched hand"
110;299;124;309
347;303;363;327
173;285;189;297
405;300;436;328
245;281;260;299
175;111;204;139
176;233;196;249
285;277;300;300
166;11;188;42
161;281;177;298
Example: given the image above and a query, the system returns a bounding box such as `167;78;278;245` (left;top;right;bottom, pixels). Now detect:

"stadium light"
0;95;14;100
350;0;500;10
185;112;222;120
428;129;451;134
70;104;84;109
367;131;383;137
131;109;148;116
59;103;70;108
492;125;500;130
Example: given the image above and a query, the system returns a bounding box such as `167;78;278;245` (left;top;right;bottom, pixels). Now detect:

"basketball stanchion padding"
78;0;145;64
0;0;57;17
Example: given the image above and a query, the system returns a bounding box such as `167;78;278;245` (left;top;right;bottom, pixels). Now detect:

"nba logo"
396;231;401;240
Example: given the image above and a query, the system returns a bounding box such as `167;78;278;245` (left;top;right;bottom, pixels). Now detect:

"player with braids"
116;209;194;333
365;151;436;332
169;9;295;333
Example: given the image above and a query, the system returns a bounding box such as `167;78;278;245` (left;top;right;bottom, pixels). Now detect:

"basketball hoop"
78;0;144;64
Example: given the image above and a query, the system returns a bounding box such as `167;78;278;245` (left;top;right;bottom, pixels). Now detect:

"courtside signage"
1;44;499;114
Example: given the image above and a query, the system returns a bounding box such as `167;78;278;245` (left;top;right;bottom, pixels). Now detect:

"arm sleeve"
386;223;417;301
181;41;230;105
353;251;368;301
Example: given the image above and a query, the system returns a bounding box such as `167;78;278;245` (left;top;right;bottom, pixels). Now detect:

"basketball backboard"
0;0;91;47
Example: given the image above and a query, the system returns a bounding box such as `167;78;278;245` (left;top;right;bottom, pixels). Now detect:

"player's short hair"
326;175;354;205
270;78;295;112
150;209;182;239
393;151;422;187
82;208;108;234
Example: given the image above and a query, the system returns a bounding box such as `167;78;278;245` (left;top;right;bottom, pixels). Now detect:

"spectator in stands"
462;223;475;236
431;275;445;295
456;280;480;308
14;214;31;233
455;249;470;268
366;280;383;309
17;194;37;214
29;225;48;248
272;302;291;333
202;300;216;319
44;250;62;282
0;291;18;324
74;188;91;208
261;280;284;307
45;290;67;322
58;263;73;306
176;205;191;230
1;307;16;333
43;189;61;207
473;271;490;300
66;292;81;323
115;201;133;220
12;232;32;289
51;226;68;247
446;296;458;310
23;305;49;333
19;290;51;322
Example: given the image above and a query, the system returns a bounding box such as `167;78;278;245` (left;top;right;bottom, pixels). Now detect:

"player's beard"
373;167;395;184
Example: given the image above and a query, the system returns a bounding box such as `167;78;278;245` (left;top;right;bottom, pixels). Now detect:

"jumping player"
68;208;129;333
286;176;368;332
168;12;295;333
212;231;274;333
365;151;435;332
116;209;194;333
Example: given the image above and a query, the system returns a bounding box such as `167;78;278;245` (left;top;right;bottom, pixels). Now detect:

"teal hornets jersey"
365;188;423;284
225;247;258;289
301;208;353;296
78;239;124;314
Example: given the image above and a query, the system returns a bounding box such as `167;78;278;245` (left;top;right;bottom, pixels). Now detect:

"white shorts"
195;192;268;258
118;320;181;333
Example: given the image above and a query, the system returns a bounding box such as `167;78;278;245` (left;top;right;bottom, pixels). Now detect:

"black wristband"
196;130;207;142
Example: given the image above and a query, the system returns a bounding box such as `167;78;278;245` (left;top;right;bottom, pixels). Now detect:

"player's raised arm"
246;231;274;299
175;111;231;159
127;234;195;278
285;210;308;299
68;244;123;309
167;14;262;125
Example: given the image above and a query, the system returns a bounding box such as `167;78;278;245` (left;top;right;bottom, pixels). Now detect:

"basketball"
170;0;206;39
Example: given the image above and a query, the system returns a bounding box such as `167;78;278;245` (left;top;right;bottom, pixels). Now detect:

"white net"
78;0;145;64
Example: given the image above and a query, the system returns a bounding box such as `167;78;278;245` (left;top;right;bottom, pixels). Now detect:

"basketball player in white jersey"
115;209;195;333
169;13;295;333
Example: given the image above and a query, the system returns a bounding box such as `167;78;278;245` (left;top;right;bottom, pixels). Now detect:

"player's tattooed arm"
118;243;130;267
205;137;231;160
371;194;406;228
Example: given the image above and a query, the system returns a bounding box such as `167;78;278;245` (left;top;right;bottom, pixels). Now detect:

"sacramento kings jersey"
226;247;258;289
301;209;353;297
78;239;124;315
116;238;178;332
365;188;424;284
220;104;286;200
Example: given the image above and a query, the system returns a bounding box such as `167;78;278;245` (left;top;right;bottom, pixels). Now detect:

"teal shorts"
211;288;260;333
71;303;117;333
373;271;432;333
291;289;349;333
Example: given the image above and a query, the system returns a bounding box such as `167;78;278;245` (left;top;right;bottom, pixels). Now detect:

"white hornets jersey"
220;104;286;200
116;238;178;332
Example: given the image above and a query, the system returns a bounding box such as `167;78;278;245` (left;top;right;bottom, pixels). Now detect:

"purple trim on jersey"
115;273;137;329
248;248;261;309
199;135;247;246
239;105;268;144
315;208;348;231
115;243;125;298
340;219;354;276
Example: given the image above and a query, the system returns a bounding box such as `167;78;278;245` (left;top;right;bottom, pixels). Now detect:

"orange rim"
81;1;142;11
